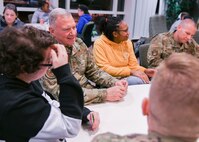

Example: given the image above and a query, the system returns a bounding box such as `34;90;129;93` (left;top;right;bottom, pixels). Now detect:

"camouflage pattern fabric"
91;132;187;142
91;132;160;142
41;38;118;105
147;32;199;68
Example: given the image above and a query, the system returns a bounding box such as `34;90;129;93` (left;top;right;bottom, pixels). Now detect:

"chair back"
193;30;199;43
149;15;168;37
81;21;95;47
28;14;33;23
139;43;150;68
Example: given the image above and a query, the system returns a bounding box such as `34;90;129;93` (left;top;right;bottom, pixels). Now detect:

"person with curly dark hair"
93;16;155;85
0;26;84;141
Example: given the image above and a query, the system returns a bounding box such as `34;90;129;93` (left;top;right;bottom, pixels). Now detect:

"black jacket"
0;64;84;141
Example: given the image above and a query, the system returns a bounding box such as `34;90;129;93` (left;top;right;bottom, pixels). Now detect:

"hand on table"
130;70;149;83
87;111;100;131
106;86;126;101
115;79;128;94
144;68;156;78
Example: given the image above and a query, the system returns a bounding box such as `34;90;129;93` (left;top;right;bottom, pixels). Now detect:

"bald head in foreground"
92;52;199;142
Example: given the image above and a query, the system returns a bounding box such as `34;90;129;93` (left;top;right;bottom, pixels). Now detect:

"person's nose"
70;28;77;35
187;34;192;40
127;31;130;36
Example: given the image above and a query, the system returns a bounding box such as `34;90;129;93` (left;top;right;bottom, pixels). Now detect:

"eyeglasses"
40;63;52;67
40;57;52;67
117;29;128;33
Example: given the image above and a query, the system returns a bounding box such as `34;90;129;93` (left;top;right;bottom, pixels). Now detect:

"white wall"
123;0;137;40
0;0;3;15
124;0;167;39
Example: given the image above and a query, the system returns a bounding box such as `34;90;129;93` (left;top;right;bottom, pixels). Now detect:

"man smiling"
41;8;128;105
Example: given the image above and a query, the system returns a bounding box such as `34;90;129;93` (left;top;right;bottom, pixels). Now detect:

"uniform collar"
149;131;196;142
65;38;82;56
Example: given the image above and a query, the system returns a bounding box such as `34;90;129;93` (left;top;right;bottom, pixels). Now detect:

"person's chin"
7;21;13;24
67;37;76;45
124;37;129;40
180;39;188;44
67;40;75;46
184;40;190;43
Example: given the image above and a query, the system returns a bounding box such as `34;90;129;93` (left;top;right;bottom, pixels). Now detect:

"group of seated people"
0;1;95;48
0;1;50;32
0;3;199;142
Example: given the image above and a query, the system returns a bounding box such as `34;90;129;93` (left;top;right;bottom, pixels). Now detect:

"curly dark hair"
99;16;122;41
0;26;57;76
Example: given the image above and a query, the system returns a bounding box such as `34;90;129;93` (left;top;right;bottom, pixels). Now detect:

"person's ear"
142;97;149;116
176;24;182;31
113;31;118;38
49;27;54;35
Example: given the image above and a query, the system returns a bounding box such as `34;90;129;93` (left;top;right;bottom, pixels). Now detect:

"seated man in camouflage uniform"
147;19;199;68
41;8;128;105
92;53;199;142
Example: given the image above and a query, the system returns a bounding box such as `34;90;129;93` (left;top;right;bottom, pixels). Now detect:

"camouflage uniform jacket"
91;132;189;142
147;32;199;68
41;38;118;105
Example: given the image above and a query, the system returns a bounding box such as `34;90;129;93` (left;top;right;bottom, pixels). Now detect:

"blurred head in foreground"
144;52;199;141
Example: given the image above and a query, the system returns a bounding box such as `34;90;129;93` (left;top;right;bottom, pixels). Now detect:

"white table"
67;84;151;142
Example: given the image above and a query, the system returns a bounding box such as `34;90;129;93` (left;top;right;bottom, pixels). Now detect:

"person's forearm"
53;64;84;119
83;88;107;105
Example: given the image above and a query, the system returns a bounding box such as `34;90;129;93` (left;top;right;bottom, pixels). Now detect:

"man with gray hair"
92;52;199;142
41;8;128;105
147;19;199;68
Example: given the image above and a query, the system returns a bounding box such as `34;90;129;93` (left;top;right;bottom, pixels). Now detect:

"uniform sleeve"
91;132;160;142
40;70;60;100
83;88;107;105
41;40;118;105
85;49;118;87
147;35;164;68
191;39;199;58
81;49;114;105
41;69;108;105
41;67;109;105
